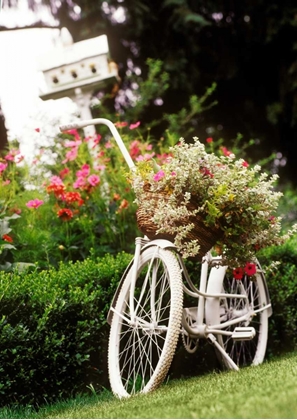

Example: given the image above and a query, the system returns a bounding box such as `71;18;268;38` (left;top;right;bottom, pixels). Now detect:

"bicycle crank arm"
207;333;239;371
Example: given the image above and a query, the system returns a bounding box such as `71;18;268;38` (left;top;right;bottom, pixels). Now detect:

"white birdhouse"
38;31;119;136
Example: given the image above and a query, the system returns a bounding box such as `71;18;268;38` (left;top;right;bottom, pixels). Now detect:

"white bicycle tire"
108;246;183;398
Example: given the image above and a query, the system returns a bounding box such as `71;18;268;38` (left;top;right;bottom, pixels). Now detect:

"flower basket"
136;186;223;260
131;138;297;268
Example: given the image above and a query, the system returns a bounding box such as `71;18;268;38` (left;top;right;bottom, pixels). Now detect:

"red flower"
114;121;128;128
244;262;257;276
117;199;129;213
59;168;70;179
242;160;249;167
129;140;141;159
62;191;84;206
221;146;232;157
200;167;214;178
47;183;66;196
35;128;40;133
233;267;244;280
206;137;213;143
57;208;73;221
2;234;13;243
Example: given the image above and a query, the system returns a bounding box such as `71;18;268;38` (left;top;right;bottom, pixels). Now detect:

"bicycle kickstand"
207;333;239;371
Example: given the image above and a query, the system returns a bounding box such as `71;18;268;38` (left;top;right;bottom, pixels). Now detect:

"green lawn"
2;351;297;419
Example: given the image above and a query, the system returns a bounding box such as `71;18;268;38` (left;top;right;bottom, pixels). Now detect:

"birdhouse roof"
38;34;110;71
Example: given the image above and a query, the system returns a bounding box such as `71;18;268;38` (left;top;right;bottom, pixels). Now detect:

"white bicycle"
60;118;272;399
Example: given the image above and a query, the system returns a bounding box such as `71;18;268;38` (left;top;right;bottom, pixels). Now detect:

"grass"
2;351;297;419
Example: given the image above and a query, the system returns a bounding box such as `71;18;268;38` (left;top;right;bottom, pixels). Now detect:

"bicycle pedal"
232;327;256;341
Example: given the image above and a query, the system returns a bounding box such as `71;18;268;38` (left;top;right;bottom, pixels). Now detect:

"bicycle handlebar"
59;118;136;171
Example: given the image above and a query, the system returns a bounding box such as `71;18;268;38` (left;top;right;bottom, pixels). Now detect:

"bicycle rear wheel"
108;246;183;398
206;262;270;368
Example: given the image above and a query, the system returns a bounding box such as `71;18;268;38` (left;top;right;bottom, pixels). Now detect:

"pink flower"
4;153;14;162
105;141;113;149
136;153;155;161
50;176;64;185
3;180;10;185
153;170;165;181
156;153;173;164
62;147;78;164
221;146;232;157
94;164;106;171
76;164;90;178
73;177;87;189
65;129;80;140
15;155;24;164
26;199;44;209
97;151;105;158
35;128;40;133
0;163;8;173
64;140;81;148
129;121;141;130
171;171;177;176
91;137;101;148
242;161;249;167
88;174;100;187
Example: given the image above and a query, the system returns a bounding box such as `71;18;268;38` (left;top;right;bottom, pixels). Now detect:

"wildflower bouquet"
132;137;296;268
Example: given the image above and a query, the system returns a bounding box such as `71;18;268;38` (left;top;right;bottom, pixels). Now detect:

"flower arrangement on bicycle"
131;137;297;268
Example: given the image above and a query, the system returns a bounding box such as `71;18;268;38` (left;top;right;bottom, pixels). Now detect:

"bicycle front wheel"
108;246;183;398
206;262;270;368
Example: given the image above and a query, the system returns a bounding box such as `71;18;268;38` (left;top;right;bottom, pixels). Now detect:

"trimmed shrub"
258;236;297;354
1;239;297;407
0;252;132;407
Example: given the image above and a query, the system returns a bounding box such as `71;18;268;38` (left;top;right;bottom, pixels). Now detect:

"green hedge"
258;236;297;354
0;252;132;407
1;239;297;407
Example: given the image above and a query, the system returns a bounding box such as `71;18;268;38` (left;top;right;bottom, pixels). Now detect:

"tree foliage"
2;0;297;182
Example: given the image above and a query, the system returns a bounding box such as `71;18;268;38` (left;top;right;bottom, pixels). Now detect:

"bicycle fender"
141;238;178;251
